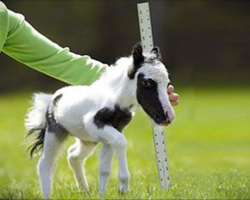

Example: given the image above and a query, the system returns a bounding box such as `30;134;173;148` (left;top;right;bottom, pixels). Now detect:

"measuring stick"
137;2;171;189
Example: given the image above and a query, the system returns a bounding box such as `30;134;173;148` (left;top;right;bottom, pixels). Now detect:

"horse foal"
25;42;175;198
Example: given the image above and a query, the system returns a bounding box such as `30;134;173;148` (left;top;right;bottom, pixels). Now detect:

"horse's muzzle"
160;111;175;126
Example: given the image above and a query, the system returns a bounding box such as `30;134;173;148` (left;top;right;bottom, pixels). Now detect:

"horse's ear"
151;46;162;60
132;42;144;66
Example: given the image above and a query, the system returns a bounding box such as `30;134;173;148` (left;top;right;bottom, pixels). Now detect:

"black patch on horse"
46;94;68;139
27;93;68;158
136;73;166;124
94;105;132;132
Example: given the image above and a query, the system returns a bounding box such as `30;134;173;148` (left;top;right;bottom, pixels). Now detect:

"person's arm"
0;2;108;85
0;2;180;106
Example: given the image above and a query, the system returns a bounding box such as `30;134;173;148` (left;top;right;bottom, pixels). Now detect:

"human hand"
167;85;179;106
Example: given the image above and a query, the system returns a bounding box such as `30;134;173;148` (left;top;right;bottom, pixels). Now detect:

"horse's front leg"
110;135;130;193
84;116;130;194
100;129;130;193
98;144;115;196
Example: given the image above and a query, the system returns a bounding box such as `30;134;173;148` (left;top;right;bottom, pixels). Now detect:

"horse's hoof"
98;191;106;199
118;185;129;195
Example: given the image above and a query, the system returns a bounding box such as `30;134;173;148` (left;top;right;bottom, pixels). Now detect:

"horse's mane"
94;56;133;85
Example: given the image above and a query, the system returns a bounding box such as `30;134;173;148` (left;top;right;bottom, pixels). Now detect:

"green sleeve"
0;2;108;85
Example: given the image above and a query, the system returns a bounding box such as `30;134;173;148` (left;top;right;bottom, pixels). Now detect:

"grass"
0;87;249;199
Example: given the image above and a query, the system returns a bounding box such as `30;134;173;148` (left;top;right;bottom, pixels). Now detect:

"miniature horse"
25;43;175;198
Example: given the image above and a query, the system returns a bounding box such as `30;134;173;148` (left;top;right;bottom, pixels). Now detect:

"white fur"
25;54;175;198
25;93;52;131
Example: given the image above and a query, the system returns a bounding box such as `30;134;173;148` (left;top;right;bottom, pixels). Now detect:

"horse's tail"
25;93;52;158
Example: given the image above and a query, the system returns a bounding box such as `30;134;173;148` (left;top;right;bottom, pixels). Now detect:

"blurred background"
1;0;250;92
0;1;250;199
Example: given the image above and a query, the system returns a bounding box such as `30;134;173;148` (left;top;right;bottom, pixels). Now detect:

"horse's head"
128;42;175;126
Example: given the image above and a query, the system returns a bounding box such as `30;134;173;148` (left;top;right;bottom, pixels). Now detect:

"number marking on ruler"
137;2;154;52
152;120;171;189
137;2;171;190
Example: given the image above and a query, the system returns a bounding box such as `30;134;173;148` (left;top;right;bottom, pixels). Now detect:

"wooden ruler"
137;2;171;189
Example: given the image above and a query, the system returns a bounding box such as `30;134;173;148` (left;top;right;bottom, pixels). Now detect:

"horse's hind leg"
67;139;97;191
37;130;66;199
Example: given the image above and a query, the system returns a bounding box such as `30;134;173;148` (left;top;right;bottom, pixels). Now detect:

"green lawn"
0;87;249;199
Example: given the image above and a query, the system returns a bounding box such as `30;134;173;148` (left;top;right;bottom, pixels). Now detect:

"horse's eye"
142;79;153;88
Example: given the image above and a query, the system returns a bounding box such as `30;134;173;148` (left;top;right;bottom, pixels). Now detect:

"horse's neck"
114;77;137;108
93;62;137;109
105;70;137;108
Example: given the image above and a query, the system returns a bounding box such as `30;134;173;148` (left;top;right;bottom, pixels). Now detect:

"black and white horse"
25;42;175;198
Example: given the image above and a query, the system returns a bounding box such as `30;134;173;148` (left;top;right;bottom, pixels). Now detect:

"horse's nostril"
165;111;172;124
165;111;169;119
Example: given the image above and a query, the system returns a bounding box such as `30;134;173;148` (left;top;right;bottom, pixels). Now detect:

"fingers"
167;85;179;106
170;94;179;106
167;85;174;94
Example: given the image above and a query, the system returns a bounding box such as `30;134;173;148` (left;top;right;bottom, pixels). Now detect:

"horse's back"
55;85;92;114
54;85;110;139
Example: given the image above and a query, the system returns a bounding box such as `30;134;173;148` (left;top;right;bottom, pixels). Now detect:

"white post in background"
137;2;171;189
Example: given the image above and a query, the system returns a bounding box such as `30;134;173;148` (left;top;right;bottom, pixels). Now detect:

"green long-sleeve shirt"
0;1;108;85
